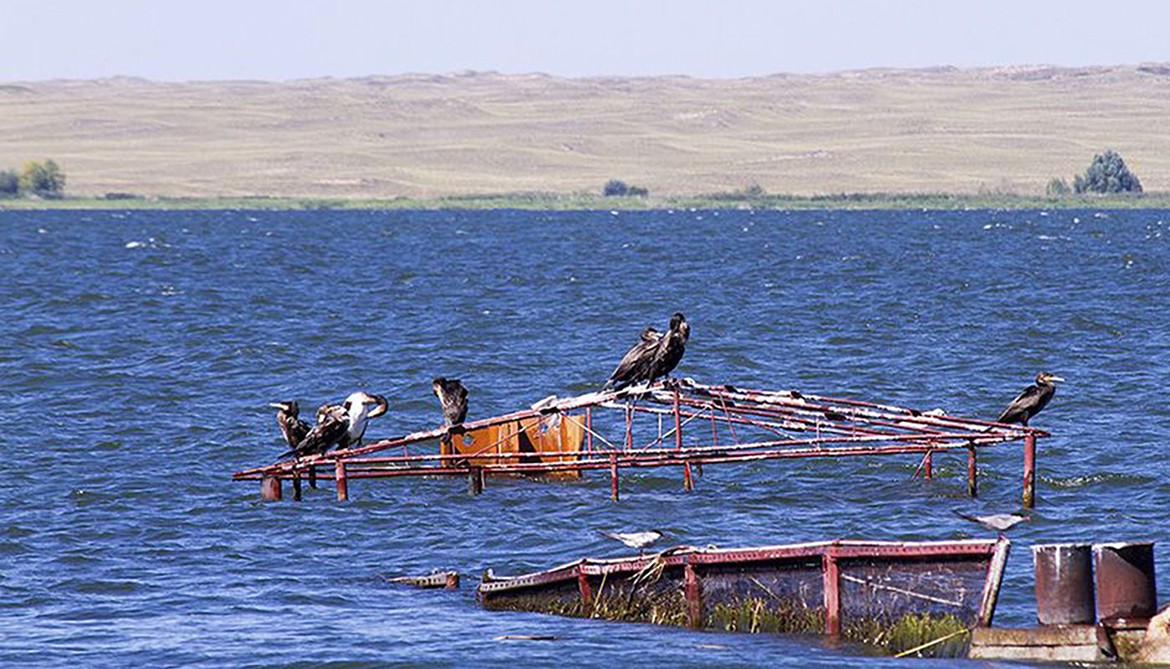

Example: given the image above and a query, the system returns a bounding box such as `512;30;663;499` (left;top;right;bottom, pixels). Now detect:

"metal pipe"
335;460;348;502
586;407;593;454
624;404;633;451
240;438;1019;482
577;568;593;612
610;453;619;502
675;385;692;490
967;445;978;498
684;559;702;628
1023;433;1036;508
260;476;281;501
823;551;841;635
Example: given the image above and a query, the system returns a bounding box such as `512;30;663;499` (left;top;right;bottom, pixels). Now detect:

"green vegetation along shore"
2;191;1169;211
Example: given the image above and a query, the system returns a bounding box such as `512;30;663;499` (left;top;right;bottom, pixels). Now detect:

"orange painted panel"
451;414;583;477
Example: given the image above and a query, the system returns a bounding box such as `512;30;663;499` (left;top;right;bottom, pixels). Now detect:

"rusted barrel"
1032;543;1095;625
1093;542;1157;623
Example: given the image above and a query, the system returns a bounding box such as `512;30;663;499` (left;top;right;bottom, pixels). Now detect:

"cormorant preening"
648;312;690;384
270;400;310;454
339;391;389;449
279;391;388;459
603;327;662;390
996;372;1064;426
432;377;469;450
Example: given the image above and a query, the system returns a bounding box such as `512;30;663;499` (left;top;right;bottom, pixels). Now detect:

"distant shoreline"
1;192;1167;211
4;66;1169;199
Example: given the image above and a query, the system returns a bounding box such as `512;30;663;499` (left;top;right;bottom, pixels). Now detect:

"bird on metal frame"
996;372;1064;426
269;400;310;455
432;377;469;450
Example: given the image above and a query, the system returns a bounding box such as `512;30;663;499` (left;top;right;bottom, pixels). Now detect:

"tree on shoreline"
1073;150;1141;194
20;159;66;198
602;179;648;197
0;169;17;197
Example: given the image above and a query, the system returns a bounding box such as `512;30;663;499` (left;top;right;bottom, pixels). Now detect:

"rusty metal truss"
234;378;1047;506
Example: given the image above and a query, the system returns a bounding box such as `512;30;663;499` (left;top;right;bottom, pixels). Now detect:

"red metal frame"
478;538;1012;633
238;379;1048;506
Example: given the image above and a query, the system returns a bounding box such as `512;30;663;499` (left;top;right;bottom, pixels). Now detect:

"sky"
4;0;1169;81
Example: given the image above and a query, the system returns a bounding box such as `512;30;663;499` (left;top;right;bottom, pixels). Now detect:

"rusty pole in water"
585;407;593;455
261;476;281;501
675;385;693;491
335;460;348;502
684;558;702;628
610;453;619;502
967;445;978;498
822;551;841;635
1023;433;1036;508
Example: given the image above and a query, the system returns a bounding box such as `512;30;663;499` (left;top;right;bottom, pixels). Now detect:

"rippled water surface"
2;208;1169;667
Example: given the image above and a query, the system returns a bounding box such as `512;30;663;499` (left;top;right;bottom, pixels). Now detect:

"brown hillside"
1;65;1167;198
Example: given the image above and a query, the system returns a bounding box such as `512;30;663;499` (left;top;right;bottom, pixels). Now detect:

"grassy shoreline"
2;191;1168;211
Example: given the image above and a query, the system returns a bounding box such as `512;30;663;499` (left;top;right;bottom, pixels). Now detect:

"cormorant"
282;403;349;459
648;312;690;384
603;327;661;390
279;391;388;459
996;372;1064;426
432;377;469;450
270;400;310;454
339;391;389;449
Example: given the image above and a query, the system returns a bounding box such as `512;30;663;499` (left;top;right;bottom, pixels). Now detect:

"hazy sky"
5;0;1168;81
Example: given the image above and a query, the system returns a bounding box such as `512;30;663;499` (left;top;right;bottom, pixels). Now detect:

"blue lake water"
1;207;1168;667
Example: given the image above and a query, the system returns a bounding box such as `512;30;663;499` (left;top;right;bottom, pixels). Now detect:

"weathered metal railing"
234;378;1047;506
478;538;1012;657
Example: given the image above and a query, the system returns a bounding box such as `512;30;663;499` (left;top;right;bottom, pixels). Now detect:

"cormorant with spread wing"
432;377;469;450
996;372;1064;426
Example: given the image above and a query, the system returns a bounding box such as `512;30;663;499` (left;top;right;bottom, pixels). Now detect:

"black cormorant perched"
270;400;310;454
648;312;690;384
603;327;662;390
282;403;348;459
432;377;469;449
996;372;1064;426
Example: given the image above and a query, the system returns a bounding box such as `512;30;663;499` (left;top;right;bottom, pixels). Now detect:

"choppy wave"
0;208;1168;667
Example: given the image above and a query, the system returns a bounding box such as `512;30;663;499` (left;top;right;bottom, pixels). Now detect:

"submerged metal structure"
234;379;1047;506
479;538;1011;656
